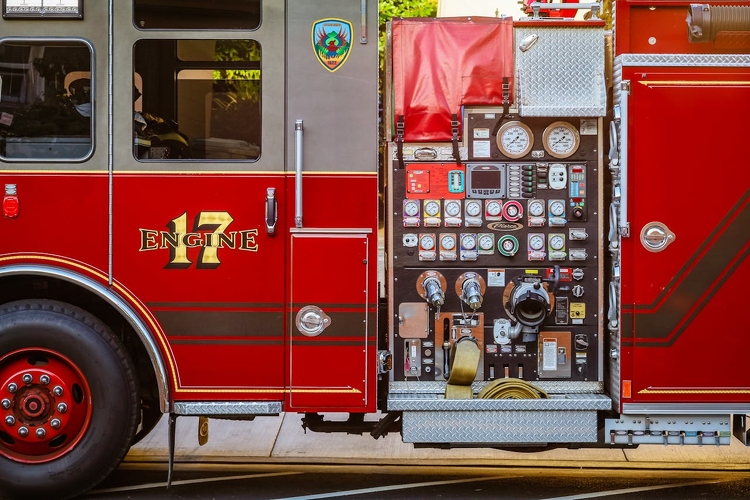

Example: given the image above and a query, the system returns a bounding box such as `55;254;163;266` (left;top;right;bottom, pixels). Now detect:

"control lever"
442;318;451;380
265;188;277;236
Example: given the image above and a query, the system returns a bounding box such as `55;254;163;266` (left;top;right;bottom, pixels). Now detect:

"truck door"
619;59;750;408
285;0;379;411
112;1;288;399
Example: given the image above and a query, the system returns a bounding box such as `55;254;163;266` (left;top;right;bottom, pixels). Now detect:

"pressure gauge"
543;121;580;159
496;121;534;159
461;234;477;250
403;200;420;217
440;234;456;250
528;233;545;251
498;235;519;256
503;200;523;221
478;233;495;251
485;200;502;218
444;200;461;217
424;200;441;217
420;234;435;250
549;199;566;217
528;199;545;217
549;234;565;251
465;200;482;217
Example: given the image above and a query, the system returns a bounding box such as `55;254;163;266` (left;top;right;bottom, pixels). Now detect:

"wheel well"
0;274;162;420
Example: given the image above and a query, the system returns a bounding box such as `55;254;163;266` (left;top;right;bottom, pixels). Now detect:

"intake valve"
456;272;486;311
418;271;447;309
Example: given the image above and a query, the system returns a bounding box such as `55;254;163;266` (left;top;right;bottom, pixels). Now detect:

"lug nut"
57;402;68;414
18;426;28;437
5;415;15;426
1;399;10;410
7;383;17;394
21;374;33;384
53;386;64;397
36;428;46;439
39;375;50;385
50;418;61;429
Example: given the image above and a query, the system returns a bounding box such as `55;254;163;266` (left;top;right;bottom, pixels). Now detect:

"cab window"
0;40;92;161
134;39;261;162
133;0;261;30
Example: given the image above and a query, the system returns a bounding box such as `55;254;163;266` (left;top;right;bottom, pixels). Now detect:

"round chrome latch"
640;222;675;252
295;306;331;337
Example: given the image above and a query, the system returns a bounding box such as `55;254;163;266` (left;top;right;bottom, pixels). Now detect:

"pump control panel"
389;112;602;386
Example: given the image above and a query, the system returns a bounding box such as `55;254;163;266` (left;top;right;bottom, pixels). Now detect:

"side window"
0;40;92;161
134;39;261;162
133;0;261;30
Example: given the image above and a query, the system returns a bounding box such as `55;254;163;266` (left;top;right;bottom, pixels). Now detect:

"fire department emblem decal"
312;18;353;72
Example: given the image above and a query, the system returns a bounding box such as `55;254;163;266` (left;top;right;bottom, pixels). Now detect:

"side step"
388;381;610;445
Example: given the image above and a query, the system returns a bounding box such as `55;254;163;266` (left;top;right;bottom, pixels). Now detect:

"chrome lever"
265;188;277;236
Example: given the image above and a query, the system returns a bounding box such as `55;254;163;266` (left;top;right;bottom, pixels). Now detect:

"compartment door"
288;231;370;411
622;67;750;405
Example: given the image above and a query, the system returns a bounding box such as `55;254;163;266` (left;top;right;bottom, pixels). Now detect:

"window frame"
0;36;95;163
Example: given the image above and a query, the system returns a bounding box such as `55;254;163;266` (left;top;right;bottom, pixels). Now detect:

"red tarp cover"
392;17;514;142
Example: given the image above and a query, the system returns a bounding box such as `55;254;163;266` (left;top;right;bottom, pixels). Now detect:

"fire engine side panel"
0;4;110;273
618;59;750;410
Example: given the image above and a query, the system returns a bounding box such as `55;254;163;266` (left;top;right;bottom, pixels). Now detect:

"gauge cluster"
389;108;602;387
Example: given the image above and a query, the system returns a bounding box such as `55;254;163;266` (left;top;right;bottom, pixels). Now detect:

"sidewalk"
127;413;750;470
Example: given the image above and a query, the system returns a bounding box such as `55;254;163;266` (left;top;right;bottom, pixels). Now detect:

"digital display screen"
3;0;82;18
466;164;506;199
472;168;502;189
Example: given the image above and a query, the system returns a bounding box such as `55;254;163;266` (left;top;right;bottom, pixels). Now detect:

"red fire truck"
0;0;748;498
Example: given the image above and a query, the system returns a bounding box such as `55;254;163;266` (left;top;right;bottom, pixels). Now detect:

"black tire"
0;300;139;500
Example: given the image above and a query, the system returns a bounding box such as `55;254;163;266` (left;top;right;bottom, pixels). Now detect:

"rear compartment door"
620;59;750;407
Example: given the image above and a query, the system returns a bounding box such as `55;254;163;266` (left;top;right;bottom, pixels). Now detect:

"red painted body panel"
619;66;750;409
0;174;108;271
110;172;377;410
615;0;750;55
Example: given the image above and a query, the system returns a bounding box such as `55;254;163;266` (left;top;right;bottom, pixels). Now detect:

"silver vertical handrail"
618;82;630;237
295;120;304;228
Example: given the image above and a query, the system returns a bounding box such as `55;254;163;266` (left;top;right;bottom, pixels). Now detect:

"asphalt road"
82;464;750;499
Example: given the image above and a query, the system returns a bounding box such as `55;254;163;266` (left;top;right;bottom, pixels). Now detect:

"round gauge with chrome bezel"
496;121;534;159
478;233;495;251
528;199;545;217
461;234;477;250
440;234;456;250
549;234;565;251
528;234;545;251
485;200;502;218
548;199;566;217
542;121;580;159
465;200;482;217
498;235;519;256
444;200;461;218
403;199;420;217
424;200;441;217
420;234;435;250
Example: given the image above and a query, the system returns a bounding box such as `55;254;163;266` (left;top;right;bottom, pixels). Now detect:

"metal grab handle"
617;82;630;237
265;188;277;236
295;120;304;228
529;2;602;18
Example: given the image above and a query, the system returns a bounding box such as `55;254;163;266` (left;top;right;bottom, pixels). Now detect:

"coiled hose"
688;4;750;42
478;378;549;399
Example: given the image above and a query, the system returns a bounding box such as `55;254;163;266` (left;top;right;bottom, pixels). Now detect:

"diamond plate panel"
516;26;606;117
388;393;611;411
174;401;282;416
402;410;598;443
389;380;603;394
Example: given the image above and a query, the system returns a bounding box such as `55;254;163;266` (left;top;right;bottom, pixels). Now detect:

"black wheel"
0;300;139;499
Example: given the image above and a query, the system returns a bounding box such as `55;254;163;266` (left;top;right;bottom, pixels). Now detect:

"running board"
387;382;610;445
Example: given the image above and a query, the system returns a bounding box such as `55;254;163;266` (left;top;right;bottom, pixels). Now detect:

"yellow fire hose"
445;336;548;400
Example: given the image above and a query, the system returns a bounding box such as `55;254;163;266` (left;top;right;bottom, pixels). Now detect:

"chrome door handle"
265;188;277;236
295;120;304;228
